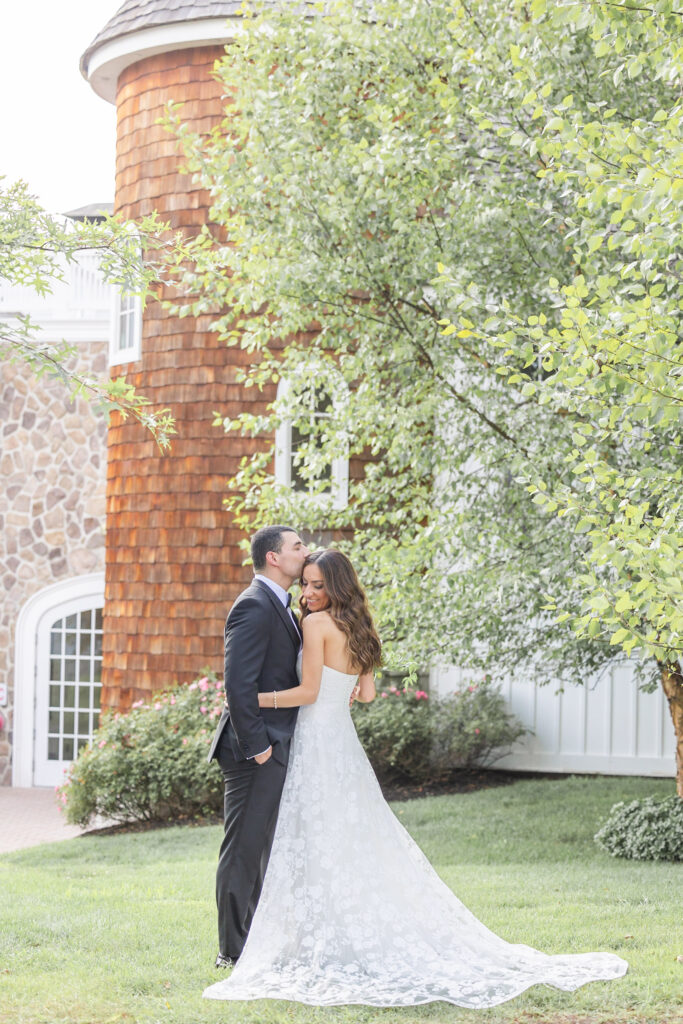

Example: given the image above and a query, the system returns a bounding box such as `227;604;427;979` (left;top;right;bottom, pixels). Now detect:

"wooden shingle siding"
103;47;274;711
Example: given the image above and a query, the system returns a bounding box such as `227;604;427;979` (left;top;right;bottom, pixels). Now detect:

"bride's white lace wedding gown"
204;665;628;1007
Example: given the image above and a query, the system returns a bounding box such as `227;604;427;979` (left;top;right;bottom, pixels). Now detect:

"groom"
207;525;309;967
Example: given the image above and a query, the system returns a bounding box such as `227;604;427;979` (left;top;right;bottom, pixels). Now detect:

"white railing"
0;251;113;323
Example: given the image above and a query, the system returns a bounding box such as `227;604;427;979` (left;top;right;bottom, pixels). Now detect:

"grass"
1;775;682;1024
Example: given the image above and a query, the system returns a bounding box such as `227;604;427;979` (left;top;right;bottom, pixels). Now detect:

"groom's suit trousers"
215;730;288;959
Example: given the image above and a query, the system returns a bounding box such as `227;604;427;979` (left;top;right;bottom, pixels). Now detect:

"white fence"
431;661;676;778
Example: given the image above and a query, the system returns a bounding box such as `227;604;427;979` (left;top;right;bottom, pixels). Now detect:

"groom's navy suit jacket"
207;579;301;767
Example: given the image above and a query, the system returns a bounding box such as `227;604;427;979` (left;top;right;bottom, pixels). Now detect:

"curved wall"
104;47;270;711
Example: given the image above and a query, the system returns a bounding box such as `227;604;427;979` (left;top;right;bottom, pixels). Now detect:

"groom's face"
274;531;309;584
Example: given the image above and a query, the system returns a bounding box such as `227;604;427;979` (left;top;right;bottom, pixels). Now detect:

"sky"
1;1;119;214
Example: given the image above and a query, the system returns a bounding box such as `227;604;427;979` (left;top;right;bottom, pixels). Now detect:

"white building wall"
431;662;676;778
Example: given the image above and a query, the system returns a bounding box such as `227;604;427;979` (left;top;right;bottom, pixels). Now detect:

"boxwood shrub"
594;794;683;861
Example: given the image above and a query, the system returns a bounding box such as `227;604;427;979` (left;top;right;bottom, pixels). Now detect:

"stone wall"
0;344;107;785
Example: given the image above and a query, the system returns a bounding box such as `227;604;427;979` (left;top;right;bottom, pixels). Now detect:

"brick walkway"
0;787;88;853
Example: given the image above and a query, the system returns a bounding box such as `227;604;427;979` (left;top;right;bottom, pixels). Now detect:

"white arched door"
34;600;103;787
13;574;105;788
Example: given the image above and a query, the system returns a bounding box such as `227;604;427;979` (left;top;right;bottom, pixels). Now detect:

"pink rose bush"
57;670;226;827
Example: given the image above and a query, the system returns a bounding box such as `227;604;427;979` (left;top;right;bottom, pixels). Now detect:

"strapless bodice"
314;663;359;705
294;654;358;708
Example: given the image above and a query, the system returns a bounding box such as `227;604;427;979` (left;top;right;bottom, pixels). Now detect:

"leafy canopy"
168;0;682;686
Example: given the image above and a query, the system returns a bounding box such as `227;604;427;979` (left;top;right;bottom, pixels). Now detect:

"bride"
204;548;628;1007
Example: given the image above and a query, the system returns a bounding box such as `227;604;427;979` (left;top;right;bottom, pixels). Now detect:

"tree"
438;0;683;791
168;0;683;790
0;178;175;448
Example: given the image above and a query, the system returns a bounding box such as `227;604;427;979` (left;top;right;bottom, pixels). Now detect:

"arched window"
43;607;103;771
275;377;348;510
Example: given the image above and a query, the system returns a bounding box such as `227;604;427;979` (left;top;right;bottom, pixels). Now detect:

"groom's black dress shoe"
215;953;238;969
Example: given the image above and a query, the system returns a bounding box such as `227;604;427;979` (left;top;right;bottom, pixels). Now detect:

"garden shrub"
430;677;528;775
60;671;529;824
58;672;225;827
352;684;433;782
594;795;683;862
352;676;527;783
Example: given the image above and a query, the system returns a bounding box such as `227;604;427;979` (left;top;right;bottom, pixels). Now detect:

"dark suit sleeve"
224;596;271;758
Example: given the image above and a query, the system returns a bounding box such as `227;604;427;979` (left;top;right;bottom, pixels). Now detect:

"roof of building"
64;203;114;222
80;1;242;76
80;1;304;103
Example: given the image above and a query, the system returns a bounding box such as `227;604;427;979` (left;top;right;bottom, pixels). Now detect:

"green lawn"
2;775;681;1024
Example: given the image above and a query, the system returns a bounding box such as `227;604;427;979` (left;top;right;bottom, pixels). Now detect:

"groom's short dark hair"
251;525;297;571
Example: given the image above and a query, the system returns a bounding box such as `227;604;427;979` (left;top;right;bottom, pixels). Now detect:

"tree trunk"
659;661;683;798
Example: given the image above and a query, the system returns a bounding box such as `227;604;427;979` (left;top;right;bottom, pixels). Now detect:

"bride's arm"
258;614;325;708
353;671;376;703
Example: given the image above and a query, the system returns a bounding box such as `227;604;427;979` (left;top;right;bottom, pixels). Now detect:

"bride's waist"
303;692;354;711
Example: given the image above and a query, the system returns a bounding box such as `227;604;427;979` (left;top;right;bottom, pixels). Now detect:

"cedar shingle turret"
79;2;282;709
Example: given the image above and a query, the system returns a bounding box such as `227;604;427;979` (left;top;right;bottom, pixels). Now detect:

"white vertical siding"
430;661;676;778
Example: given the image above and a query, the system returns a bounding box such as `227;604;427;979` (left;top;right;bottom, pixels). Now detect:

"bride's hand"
258;692;268;708
349;685;360;708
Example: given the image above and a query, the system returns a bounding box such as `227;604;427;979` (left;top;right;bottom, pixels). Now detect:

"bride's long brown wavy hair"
299;549;382;675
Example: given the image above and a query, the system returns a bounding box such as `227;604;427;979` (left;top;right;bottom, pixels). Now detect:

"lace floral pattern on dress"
204;665;628;1007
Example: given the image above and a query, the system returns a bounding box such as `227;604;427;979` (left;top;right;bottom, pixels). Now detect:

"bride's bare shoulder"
301;610;337;633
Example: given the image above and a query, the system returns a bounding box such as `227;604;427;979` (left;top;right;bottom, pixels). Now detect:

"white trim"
274;417;293;487
39;320;111;345
331;448;350;510
493;752;676;777
12;573;105;788
84;19;242;103
109;288;142;366
0;316;111;346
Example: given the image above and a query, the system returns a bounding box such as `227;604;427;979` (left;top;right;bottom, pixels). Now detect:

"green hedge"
352;676;527;782
60;673;527;827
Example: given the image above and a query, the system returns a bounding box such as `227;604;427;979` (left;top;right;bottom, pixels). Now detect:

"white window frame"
109;226;143;366
12;573;105;787
274;377;349;510
109;286;142;365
